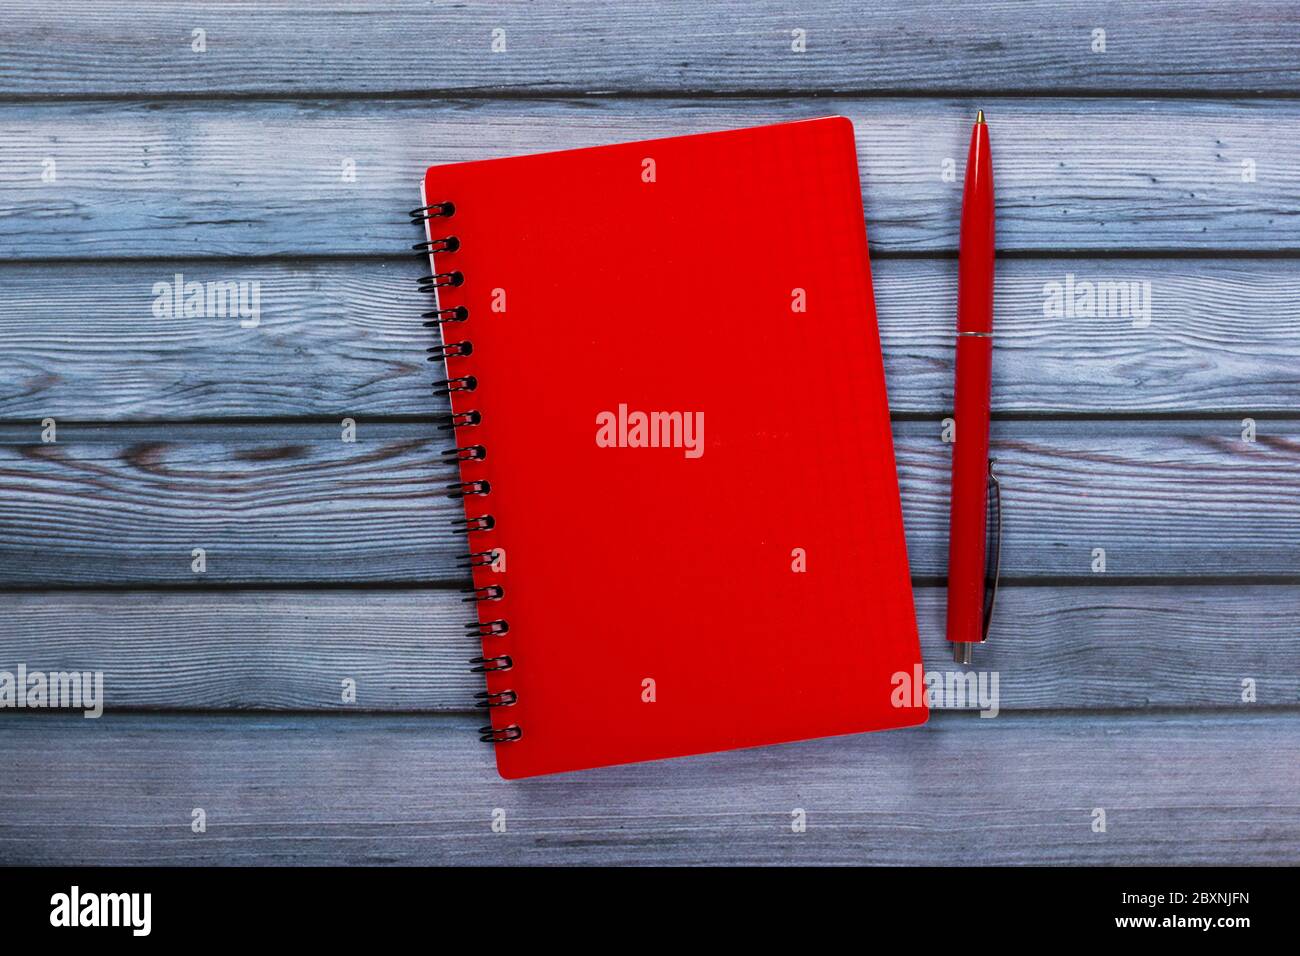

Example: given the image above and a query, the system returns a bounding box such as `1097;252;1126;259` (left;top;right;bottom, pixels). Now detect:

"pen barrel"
946;117;995;647
956;124;995;333
945;336;993;646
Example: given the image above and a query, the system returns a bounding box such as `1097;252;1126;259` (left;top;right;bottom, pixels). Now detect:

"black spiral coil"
413;198;521;746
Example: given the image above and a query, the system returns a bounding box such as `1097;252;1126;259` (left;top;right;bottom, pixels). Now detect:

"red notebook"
415;116;926;779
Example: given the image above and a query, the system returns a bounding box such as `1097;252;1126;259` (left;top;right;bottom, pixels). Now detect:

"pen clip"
981;458;1002;643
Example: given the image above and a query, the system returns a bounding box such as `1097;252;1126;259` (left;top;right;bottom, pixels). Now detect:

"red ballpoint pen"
946;110;999;666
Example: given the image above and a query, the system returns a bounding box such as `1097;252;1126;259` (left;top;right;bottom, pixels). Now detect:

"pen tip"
975;109;985;125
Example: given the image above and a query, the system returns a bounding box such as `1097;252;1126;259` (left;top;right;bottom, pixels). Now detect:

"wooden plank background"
0;1;1297;866
2;711;1295;865
5;258;1300;417
3;420;1297;583
4;1;1298;96
4;98;1298;258
1;586;1295;712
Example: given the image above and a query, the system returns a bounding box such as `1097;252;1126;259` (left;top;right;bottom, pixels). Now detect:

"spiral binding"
412;197;521;746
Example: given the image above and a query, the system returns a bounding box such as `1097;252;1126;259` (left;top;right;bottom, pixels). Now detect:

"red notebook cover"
419;117;925;779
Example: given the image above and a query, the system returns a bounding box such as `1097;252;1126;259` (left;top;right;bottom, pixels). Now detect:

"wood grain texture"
1;585;1294;712
2;420;1296;585
4;257;1299;421
0;710;1294;865
0;422;461;585
2;0;1295;870
3;97;1297;259
3;1;1298;96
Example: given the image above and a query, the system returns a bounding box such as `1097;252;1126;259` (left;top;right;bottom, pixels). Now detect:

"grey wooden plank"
4;257;1298;420
0;589;469;712
0;422;462;585
1;419;1296;584
3;97;1297;259
0;710;1294;865
3;1;1298;96
1;585;1294;712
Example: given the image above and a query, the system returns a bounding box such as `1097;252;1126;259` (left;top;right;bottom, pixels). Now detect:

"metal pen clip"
981;458;1002;643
